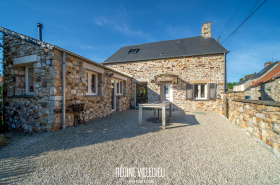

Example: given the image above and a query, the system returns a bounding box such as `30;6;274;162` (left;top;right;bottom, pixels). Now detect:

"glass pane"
85;72;88;93
194;85;199;98
120;81;123;94
91;74;96;93
28;68;34;92
117;81;119;94
201;85;205;98
164;85;169;94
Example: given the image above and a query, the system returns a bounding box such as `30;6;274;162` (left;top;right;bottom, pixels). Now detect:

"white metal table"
138;101;172;129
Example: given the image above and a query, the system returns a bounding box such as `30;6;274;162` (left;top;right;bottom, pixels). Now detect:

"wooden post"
224;97;228;119
169;104;172;117
139;106;142;126
162;106;166;129
154;108;156;116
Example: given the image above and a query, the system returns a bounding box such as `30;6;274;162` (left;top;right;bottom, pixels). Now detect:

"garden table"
138;101;172;129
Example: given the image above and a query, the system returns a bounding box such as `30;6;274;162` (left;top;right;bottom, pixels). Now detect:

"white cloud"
94;16;109;26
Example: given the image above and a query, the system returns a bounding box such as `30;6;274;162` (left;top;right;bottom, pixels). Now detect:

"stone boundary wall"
217;91;280;156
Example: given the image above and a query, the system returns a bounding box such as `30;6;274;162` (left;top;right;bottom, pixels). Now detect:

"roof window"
128;48;139;54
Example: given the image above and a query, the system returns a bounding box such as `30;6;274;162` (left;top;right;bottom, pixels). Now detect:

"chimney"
37;23;43;41
200;22;211;38
264;61;273;68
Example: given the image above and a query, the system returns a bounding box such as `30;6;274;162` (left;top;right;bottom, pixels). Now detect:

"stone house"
250;63;280;101
233;74;256;92
0;26;132;132
103;22;229;111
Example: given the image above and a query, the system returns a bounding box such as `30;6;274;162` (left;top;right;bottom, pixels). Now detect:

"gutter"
62;52;66;129
223;52;226;93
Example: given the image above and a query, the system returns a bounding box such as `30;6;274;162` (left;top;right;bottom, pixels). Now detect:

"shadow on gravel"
0;109;199;184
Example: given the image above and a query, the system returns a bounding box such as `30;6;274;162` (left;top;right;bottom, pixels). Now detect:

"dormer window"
128;48;139;54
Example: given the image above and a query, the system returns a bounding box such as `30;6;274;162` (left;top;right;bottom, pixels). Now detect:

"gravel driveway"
0;110;280;184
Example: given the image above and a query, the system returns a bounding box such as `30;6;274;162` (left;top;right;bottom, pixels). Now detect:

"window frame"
116;80;123;95
194;84;207;100
86;70;98;96
25;65;34;95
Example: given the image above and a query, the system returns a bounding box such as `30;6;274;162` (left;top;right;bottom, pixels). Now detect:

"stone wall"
2;34;132;132
217;91;280;155
250;86;261;100
2;34;57;132
228;100;280;153
53;50;132;130
261;78;280;101
105;54;225;111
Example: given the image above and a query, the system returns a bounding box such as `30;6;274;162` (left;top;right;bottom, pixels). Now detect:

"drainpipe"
223;52;226;93
62;52;66;129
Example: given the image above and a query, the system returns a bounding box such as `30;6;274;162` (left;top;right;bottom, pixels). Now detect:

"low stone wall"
218;91;280;155
228;100;280;153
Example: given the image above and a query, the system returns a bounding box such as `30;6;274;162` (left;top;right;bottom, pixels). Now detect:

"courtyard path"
0;110;279;184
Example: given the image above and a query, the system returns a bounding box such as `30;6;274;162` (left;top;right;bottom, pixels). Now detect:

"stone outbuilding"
0;26;132;132
103;22;229;111
250;63;280;101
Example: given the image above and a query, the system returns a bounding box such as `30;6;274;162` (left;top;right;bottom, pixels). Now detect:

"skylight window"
128;48;139;54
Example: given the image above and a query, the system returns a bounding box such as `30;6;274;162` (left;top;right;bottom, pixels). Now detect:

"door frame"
111;80;116;112
160;81;173;102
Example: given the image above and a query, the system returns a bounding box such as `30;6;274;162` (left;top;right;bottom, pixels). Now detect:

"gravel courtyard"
0;109;280;184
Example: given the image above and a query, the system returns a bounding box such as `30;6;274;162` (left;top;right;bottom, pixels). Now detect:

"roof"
0;26;132;78
103;36;229;64
251;64;280;87
234;74;256;86
251;61;279;80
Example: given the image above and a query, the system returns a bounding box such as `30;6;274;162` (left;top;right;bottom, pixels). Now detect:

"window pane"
28;68;34;92
194;85;199;98
120;81;123;94
85;72;88;93
164;85;169;94
117;81;119;94
201;85;205;98
91;74;96;93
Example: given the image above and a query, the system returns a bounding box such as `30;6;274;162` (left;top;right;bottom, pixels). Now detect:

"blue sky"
1;0;279;82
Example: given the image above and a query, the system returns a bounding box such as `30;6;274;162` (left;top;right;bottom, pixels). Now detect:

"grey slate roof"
103;36;229;64
0;26;132;78
234;74;256;86
251;62;278;79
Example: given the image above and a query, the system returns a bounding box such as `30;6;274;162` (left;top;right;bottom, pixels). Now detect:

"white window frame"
116;80;123;95
86;70;98;95
194;84;207;100
25;66;34;95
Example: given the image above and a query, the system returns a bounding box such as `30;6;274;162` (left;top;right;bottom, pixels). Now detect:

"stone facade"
2;34;132;132
105;54;225;111
250;78;280;101
2;34;56;132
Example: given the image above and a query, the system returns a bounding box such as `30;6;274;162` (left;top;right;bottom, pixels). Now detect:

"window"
116;80;123;95
164;85;169;94
194;84;206;99
128;48;139;54
25;66;34;95
86;70;98;95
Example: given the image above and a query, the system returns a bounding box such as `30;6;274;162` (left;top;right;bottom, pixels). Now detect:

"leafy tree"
227;82;237;90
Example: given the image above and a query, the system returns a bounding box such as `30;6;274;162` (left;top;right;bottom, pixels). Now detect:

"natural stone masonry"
105;54;225;111
3;34;56;132
2;33;132;132
217;91;280;155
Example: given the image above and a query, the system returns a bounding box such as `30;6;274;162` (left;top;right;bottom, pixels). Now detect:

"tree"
227;82;237;90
